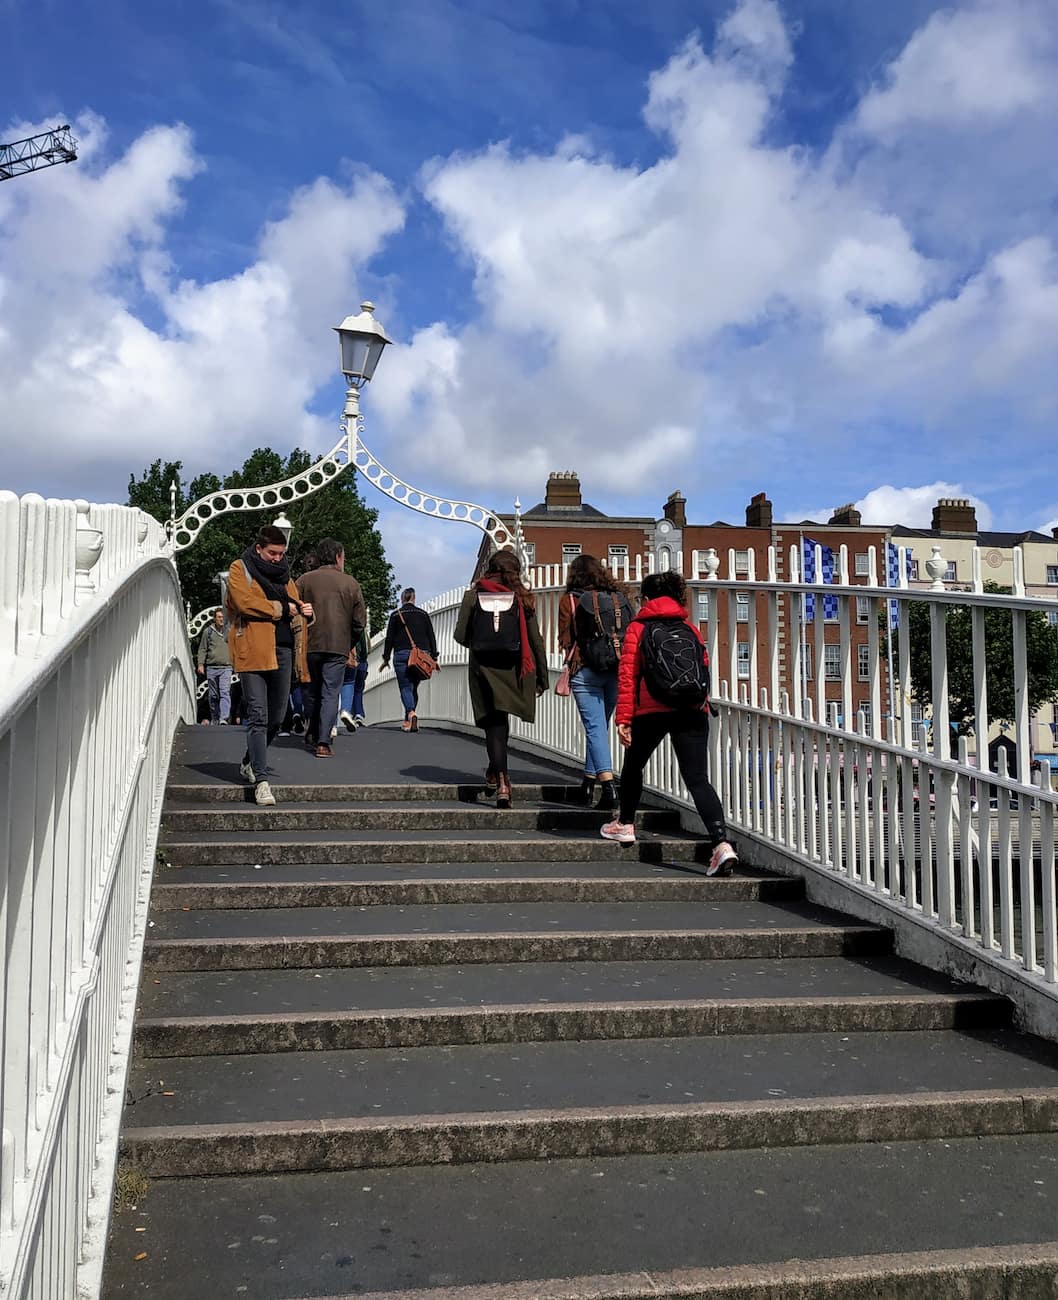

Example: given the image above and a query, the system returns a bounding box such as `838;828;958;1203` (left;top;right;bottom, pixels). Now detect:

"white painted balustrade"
364;546;1058;1022
0;492;195;1298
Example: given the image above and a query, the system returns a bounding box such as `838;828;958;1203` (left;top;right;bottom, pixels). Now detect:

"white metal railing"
0;492;195;1298
364;546;1058;1008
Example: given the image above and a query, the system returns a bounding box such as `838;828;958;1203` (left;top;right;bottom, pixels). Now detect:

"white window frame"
857;644;870;681
824;644;841;680
1046;565;1058;585
562;543;581;561
734;549;750;574
522;542;536;567
736;642;751;678
735;592;750;623
856;596;870;624
909;559;920;581
944;560;957;582
854;553;870;577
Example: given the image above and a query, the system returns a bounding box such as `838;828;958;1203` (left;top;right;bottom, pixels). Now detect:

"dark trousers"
619;710;727;842
481;710;511;776
305;651;348;744
393;649;419;718
240;647;293;781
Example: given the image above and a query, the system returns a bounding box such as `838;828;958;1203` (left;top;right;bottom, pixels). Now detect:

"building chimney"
828;503;862;527
1052;526;1058;540
545;471;582;512
931;497;977;534
745;492;773;529
663;490;687;530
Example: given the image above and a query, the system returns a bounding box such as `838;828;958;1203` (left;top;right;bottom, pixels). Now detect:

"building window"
803;656;813;680
858;644;870;681
562;544;581;562
608;545;628;571
734;549;750;573
658;546;672;572
854;553;870;577
1047;565;1058;585
859;709;873;736
696;592;710;620
944;560;957;582
824;645;841;680
736;643;750;678
523;542;536;567
856;596;870;624
909;559;920;581
1048;611;1058;627
735;592;750;623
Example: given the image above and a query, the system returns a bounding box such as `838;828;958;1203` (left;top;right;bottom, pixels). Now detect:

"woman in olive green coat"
454;549;549;808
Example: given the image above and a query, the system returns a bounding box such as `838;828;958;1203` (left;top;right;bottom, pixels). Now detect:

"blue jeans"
393;649;418;718
341;662;368;717
570;666;618;777
206;665;232;723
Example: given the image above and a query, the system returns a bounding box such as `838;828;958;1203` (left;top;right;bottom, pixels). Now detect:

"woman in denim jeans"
558;555;636;811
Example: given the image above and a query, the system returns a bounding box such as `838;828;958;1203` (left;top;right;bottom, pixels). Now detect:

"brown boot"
496;774;512;809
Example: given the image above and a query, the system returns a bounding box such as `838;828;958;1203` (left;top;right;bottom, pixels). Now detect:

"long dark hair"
478;548;535;611
565;553;630;600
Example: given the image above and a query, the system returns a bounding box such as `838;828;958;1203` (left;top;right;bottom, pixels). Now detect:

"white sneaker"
239;759;256;784
340;710;356;732
600;818;636;844
353;716;366;728
707;841;738;877
330;725;338;740
254;780;276;807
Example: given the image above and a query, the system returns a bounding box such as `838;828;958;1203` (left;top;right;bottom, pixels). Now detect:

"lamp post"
273;512;293;545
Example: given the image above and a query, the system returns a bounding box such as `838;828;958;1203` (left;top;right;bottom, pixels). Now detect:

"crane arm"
0;125;77;182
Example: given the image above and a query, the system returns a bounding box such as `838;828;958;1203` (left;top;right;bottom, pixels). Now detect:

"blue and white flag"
803;536;837;620
885;542;913;630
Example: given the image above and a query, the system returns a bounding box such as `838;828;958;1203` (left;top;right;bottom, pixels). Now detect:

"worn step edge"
141;925;891;971
160;810;679;832
285;1241;1058;1300
133;993;1006;1056
158;840;715;866
165;783;582;804
149;876;802;910
119;1087;1058;1177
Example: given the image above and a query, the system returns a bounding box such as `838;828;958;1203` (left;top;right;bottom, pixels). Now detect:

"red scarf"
477;578;535;679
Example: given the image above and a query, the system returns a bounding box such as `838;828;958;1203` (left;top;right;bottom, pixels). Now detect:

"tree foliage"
896;581;1058;740
129;449;396;631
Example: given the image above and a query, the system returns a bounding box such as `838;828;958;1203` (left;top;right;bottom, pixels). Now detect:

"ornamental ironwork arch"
169;394;512;555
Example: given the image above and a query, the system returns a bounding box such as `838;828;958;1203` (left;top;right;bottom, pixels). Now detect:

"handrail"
0;492;195;1299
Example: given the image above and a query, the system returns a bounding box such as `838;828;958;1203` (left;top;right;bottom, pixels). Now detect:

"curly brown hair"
478;548;535;611
564;553;631;599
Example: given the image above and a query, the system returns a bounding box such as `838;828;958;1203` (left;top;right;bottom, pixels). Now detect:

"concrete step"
157;829;733;866
165;782;583;804
101;1134;1058;1298
130;1027;1058;1126
141;899;891;972
149;868;801;910
159;802;678;834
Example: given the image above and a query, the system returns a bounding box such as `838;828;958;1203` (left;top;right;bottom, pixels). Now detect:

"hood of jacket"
634;595;691;622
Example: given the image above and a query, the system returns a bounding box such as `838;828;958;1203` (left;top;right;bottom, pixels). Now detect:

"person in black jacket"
380;588;438;731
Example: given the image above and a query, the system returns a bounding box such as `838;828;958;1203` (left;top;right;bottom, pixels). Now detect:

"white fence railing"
0;493;195;1298
365;547;1058;1018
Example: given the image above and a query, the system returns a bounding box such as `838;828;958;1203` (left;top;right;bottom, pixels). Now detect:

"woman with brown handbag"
380;588;438;732
454;549;549;808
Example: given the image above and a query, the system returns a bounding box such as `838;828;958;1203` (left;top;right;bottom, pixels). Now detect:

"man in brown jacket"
296;538;367;756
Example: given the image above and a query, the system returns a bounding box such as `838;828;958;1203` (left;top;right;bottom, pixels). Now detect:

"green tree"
896;581;1058;742
128;449;396;630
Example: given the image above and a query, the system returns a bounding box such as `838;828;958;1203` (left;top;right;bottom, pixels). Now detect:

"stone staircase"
103;731;1058;1299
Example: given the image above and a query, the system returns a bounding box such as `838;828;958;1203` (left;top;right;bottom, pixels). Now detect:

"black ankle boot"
573;777;596;806
595;779;619;811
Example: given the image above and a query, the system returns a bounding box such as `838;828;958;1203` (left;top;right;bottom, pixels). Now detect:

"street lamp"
334;301;392;395
273;512;293;545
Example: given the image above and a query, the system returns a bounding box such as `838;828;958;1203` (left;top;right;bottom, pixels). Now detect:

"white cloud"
0;115;404;498
856;1;1055;136
855;483;993;531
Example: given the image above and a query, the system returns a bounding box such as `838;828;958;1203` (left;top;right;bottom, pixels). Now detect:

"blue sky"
2;0;1057;595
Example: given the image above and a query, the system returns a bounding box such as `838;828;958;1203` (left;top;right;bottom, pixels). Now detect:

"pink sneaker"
707;841;738;877
600;819;636;845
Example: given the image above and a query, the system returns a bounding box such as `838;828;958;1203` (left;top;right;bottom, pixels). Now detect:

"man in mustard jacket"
226;525;313;806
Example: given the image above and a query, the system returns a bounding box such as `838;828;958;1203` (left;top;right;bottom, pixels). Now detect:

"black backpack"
575;590;632;674
638;618;710;708
470;591;522;655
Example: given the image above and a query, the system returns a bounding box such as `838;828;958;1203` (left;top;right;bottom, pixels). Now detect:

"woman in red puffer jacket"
601;569;738;877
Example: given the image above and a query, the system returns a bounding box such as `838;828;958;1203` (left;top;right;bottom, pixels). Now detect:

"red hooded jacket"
616;595;709;726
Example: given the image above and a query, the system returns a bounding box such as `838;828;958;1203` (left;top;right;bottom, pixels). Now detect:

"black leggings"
481;710;511;776
619;710;727;843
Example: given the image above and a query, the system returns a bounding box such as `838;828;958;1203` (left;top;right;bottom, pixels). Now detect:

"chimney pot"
745;492;773;529
663;490;687;530
828;502;862;527
931;497;977;534
545;471;583;512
